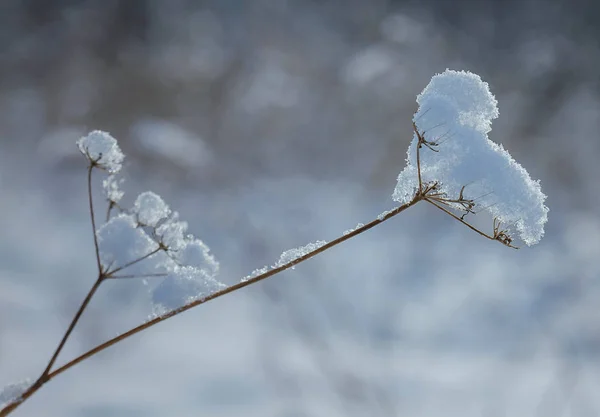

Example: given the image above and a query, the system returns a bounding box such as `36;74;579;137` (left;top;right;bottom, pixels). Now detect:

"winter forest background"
1;0;599;416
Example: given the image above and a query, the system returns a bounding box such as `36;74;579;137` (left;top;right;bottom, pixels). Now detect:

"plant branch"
40;276;104;379
424;198;518;249
87;164;103;274
49;197;423;381
38;164;108;377
106;247;162;277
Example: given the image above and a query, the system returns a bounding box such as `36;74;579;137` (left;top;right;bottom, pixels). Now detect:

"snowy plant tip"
77;130;124;173
394;69;548;245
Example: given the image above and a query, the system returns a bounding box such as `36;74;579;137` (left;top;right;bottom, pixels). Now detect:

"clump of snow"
241;266;269;282
76;130;124;173
275;240;328;269
103;175;124;203
155;213;188;252
96;214;160;274
0;379;31;409
377;209;394;221
133;192;171;227
393;69;548;245
168;237;219;277
150;265;225;315
343;223;365;235
74;131;223;315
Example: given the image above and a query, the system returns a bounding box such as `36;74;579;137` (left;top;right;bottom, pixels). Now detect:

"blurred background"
0;0;599;416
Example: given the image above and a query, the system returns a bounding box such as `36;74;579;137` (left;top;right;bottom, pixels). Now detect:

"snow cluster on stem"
79;131;223;315
394;69;548;245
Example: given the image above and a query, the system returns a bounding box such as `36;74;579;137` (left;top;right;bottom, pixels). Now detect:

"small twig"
425;198;518;249
106;202;114;222
106;247;162;277
35;163;108;385
87;164;103;274
414;121;423;191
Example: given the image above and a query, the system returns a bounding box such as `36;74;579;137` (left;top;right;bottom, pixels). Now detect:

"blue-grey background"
1;1;599;416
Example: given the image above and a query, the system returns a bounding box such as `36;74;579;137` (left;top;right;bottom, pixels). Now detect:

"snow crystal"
241;266;269;282
343;223;365;235
103;174;124;203
163;237;220;279
147;227;222;313
133;191;171;227
377;209;394;221
96;213;160;274
275;240;327;269
393;69;548;245
150;265;225;314
76;130;124;173
155;213;188;252
0;379;31;408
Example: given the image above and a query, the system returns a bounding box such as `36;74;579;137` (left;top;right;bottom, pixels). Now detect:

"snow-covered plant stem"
0;70;548;416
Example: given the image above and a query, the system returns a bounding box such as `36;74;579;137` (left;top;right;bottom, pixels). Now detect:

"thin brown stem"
414;122;423;191
87;165;102;274
40;277;103;378
425;198;518;249
425;197;495;240
106;202;114;223
106;247;162;277
40;165;107;376
0;275;107;416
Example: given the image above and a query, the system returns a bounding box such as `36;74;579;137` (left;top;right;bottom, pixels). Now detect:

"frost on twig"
242;266;269;283
275;240;328;270
394;69;548;246
239;240;329;284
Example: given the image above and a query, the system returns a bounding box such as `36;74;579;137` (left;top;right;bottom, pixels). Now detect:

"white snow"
168;237;219;278
275;240;328;269
133;192;171;228
241;266;269;282
393;69;548;245
76;130;124;173
150;265;225;315
102;175;124;204
155;213;188;252
96;213;160;274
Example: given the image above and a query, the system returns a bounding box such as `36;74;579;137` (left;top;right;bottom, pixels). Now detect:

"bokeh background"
1;0;599;416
